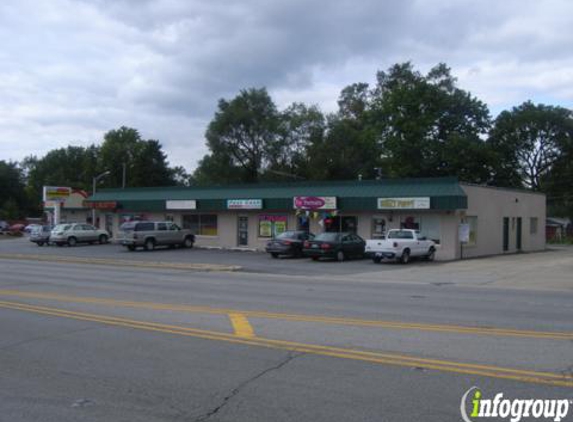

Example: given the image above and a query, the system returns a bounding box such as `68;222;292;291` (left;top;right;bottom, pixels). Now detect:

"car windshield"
276;231;299;240
53;224;72;231
120;222;137;232
314;233;340;242
387;230;414;239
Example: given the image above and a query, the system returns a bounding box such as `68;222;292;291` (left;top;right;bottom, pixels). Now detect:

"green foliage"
371;63;492;182
0;161;28;219
201;88;282;183
488;102;573;190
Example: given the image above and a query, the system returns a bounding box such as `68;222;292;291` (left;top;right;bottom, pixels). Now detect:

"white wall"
460;185;546;258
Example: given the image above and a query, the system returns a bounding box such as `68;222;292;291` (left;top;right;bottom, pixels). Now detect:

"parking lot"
0;235;572;290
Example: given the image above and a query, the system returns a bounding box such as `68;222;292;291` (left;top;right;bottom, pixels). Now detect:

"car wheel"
336;250;345;262
183;237;194;248
425;247;436;261
127;245;136;251
400;249;410;264
271;253;279;259
144;238;155;251
67;237;77;247
373;256;381;264
99;234;108;244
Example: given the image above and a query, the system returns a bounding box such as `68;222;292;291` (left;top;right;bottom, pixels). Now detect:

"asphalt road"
1;241;572;421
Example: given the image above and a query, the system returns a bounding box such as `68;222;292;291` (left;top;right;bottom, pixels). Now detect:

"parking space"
0;236;409;276
1;236;572;290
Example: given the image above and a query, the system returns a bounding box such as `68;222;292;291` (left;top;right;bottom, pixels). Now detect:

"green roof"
87;177;467;211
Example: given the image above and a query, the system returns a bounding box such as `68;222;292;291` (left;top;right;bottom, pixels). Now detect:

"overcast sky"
1;0;572;172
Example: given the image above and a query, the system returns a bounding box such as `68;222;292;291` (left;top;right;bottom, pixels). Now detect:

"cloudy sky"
1;0;572;172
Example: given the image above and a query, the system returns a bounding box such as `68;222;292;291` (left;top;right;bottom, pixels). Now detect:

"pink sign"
293;196;337;210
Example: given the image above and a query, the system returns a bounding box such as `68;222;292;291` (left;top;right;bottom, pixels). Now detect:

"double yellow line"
0;289;571;341
0;299;572;388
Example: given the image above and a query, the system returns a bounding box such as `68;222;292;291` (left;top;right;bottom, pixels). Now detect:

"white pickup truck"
365;229;436;264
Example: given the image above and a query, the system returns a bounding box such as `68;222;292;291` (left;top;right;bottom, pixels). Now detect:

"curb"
0;253;242;272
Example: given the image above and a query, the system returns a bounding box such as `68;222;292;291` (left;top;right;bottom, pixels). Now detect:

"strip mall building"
85;177;546;260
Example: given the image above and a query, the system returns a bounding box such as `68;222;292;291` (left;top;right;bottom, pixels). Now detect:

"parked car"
29;225;53;246
0;220;9;233
365;229;436;264
24;223;43;234
265;230;315;258
119;221;195;251
50;223;110;246
303;232;366;261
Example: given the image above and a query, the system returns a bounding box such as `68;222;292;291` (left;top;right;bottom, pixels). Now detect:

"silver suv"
120;221;195;251
50;223;110;247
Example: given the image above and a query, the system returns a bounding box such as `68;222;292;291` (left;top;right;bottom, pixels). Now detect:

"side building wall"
460;185;546;258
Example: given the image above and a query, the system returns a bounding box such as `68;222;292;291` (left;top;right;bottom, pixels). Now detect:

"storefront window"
400;216;420;230
372;217;386;238
259;215;287;238
419;215;441;244
325;216;357;234
297;215;310;233
183;214;218;236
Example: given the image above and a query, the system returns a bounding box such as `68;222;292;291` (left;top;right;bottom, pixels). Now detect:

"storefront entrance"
238;216;249;246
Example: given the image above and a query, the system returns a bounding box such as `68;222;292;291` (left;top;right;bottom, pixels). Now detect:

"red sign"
85;201;117;210
293;196;337;210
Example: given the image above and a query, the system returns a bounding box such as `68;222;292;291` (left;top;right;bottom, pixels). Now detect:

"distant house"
546;217;572;241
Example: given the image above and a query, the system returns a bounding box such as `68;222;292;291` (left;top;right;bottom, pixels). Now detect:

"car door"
341;234;352;255
84;224;98;242
167;223;181;244
352;234;365;256
156;222;169;245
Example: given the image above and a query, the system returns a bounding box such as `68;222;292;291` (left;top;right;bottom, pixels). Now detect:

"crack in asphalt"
192;352;302;422
0;325;103;353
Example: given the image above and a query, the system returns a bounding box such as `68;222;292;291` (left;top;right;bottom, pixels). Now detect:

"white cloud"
0;0;571;172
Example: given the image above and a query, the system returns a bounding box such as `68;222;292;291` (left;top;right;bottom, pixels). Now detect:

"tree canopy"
2;62;572;221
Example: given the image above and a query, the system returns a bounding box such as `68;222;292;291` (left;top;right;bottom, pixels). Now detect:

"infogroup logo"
460;387;571;422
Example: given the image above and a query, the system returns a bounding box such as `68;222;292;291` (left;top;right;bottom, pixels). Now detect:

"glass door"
238;216;249;246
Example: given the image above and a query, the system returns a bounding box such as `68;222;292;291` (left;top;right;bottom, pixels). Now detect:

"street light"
92;171;111;227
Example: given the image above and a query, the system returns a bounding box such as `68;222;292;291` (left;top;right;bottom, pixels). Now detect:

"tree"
0;161;27;219
200;88;282;183
488;102;573;190
370;63;493;182
268;103;325;180
23;145;99;212
99;127;177;188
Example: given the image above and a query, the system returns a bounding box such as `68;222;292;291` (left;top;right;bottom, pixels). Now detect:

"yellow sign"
43;186;71;202
377;197;430;209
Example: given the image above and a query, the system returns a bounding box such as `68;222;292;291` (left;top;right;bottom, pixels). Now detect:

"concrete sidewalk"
348;246;573;291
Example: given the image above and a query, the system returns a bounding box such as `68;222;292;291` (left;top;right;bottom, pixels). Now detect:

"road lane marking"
229;313;255;338
0;300;572;388
0;289;571;341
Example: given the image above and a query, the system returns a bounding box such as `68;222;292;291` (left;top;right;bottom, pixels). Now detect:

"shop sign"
227;199;263;210
259;215;287;237
166;200;197;210
43;186;71;202
377;197;430;210
459;223;470;243
85;201;117;210
293;196;337;210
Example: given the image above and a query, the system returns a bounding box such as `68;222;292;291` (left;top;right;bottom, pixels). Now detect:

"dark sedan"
265;230;315;258
303;232;366;262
